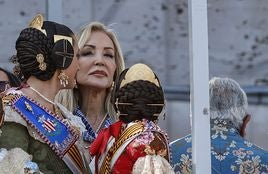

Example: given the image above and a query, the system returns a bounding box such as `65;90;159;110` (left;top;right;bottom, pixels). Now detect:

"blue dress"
170;119;268;174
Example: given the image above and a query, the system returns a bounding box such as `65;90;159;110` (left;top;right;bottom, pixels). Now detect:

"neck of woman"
80;87;107;130
23;76;60;113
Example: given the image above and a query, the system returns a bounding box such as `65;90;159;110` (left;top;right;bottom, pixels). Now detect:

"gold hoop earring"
58;70;69;87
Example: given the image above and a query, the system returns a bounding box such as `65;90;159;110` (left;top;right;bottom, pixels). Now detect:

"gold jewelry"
28;14;47;36
58;70;69;87
120;63;160;88
36;53;47;71
147;103;165;106
29;86;55;105
29;86;61;116
115;98;164;107
25;101;34;114
96;113;108;133
54;35;73;45
115;98;165;117
115;98;133;109
74;81;78;89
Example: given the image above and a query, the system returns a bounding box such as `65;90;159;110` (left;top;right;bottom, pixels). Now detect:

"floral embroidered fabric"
170;119;268;174
98;119;171;174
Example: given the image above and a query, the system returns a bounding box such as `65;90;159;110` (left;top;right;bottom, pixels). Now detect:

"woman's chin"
79;80;111;90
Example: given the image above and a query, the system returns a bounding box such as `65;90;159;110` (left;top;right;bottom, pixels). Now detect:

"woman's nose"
95;61;104;66
94;53;105;66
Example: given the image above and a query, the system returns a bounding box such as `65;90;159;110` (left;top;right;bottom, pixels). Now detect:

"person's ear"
239;114;251;137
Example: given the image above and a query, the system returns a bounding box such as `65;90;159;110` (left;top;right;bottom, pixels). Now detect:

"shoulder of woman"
2;102;27;127
2;89;23;123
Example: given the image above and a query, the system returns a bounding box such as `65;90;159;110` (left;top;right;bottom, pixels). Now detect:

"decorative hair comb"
29;13;47;36
28;14;72;45
119;63;160;88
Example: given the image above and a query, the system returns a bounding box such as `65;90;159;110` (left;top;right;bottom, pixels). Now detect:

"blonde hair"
55;22;125;120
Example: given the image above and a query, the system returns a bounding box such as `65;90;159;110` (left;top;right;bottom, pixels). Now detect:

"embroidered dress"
0;89;89;174
170;119;268;174
90;119;174;174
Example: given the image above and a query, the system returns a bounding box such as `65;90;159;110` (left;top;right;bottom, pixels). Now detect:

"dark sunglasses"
0;81;10;93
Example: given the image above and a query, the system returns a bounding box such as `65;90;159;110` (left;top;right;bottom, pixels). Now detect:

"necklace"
29;86;55;105
96;113;108;133
83;113;108;149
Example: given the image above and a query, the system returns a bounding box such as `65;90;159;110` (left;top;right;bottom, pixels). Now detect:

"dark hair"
0;67;20;87
112;69;164;123
15;21;74;81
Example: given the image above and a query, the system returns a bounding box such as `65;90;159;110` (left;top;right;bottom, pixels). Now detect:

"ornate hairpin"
28;14;47;36
54;35;73;45
116;110;128;117
115;98;165;110
119;63;160;88
36;53;47;71
115;99;133;107
147;103;165;106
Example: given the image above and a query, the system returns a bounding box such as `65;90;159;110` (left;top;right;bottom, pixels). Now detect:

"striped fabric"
67;145;87;173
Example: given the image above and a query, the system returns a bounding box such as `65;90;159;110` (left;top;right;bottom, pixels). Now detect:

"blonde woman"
56;22;125;164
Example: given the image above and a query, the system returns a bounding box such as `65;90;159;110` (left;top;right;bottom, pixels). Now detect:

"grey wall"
0;0;267;149
2;0;268;85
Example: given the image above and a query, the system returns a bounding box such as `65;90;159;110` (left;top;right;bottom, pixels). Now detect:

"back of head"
14;14;75;81
209;77;248;128
111;63;165;123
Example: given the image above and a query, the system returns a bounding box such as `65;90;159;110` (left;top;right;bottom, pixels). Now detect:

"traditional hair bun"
15;14;74;81
112;63;165;123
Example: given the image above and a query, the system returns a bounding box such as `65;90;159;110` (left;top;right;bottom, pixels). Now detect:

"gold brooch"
36;53;47;71
25;101;34;114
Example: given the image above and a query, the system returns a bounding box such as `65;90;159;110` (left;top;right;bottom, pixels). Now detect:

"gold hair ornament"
54;35;73;45
28;14;47;36
36;53;47;71
120;63;160;88
115;98;165;111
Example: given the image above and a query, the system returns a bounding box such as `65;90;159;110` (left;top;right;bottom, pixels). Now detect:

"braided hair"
15;21;74;81
112;68;165;123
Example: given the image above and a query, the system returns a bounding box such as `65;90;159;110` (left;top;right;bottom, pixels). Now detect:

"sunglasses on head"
0;81;10;93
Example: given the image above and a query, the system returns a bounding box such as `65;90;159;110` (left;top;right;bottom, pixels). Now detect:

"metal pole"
46;0;63;23
189;0;211;173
